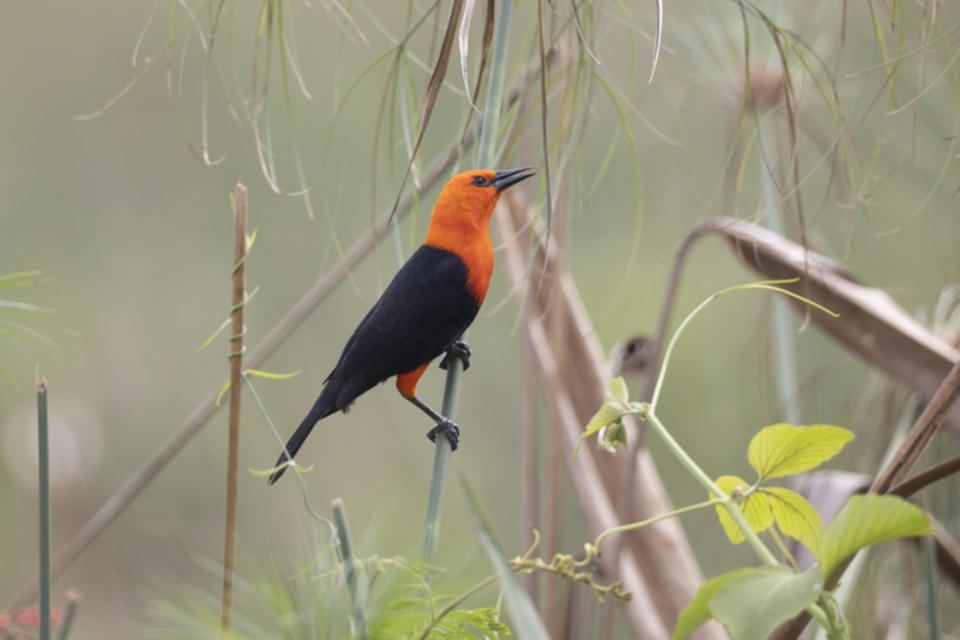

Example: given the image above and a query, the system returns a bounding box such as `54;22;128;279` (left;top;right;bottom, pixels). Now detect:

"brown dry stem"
221;181;247;632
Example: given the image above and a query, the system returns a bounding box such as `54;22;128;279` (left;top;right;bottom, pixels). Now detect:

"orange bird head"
427;167;535;241
426;167;534;305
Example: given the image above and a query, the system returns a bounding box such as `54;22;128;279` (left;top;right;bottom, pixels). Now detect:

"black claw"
426;418;460;451
439;340;472;372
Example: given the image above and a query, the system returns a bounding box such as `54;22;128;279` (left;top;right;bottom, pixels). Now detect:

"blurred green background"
2;0;959;636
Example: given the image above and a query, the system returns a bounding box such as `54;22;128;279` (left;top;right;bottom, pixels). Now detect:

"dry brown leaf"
714;217;960;429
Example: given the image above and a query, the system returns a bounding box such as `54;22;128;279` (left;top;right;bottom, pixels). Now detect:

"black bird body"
268;167;535;485
269;245;479;483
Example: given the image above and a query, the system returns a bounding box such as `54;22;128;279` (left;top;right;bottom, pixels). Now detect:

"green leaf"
445;608;511;636
577;377;637;454
606;376;630;405
597;421;628;453
709;566;824;640
671;568;752;640
748;425;854;481
461;475;549;640
821;494;933;576
245;368;302;379
584;405;628;438
711;476;772;544
764;487;824;559
248;460;312;477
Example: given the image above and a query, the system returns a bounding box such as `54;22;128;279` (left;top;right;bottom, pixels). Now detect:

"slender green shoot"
419;0;517;569
593;498;726;551
54;590;80;640
332;498;369;640
924;535;940;640
758;115;802;430
650;279;838;412
641;408;779;566
475;0;516;170
37;374;51;640
419;366;460;568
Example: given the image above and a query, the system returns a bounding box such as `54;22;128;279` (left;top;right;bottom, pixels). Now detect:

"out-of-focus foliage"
148;552;510;640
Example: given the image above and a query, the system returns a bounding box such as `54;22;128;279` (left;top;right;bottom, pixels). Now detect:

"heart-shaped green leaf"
748;425;854;481
821;494;932;576
709;565;823;640
671;568;752;640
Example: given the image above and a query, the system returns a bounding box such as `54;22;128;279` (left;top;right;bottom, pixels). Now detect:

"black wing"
325;245;480;408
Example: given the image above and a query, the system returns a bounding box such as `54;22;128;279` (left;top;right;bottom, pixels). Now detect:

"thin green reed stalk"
924;535;940;640
37;374;51;640
332;498;368;640
54;590;80;640
419;0;516;568
758;116;801;430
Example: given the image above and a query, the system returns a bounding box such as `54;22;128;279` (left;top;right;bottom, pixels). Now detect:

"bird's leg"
406;395;460;451
439;340;472;372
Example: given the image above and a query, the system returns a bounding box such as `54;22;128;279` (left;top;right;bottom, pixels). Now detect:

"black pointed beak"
491;166;535;192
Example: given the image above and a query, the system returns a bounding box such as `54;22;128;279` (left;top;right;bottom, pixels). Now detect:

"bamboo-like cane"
221;181;247;632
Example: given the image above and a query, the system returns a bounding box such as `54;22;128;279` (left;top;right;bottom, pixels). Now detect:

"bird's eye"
472;175;486;186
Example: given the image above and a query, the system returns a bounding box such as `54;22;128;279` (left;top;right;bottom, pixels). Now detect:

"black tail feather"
268;387;337;485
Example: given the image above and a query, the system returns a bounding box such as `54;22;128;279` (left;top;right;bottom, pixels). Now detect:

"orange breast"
425;226;494;307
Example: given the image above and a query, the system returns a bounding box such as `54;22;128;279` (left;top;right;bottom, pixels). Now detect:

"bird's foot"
426;418;460;451
439;340;472;372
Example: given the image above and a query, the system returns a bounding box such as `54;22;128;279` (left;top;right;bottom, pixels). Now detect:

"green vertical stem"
419;368;459;567
475;0;515;171
54;590;80;640
758;116;802;431
37;375;51;640
419;0;516;568
924;535;940;640
333;498;368;640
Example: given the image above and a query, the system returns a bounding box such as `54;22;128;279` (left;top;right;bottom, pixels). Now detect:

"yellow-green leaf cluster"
710;478;823;556
710;425;852;552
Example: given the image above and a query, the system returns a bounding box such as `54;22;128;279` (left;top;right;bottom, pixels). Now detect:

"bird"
268;167;535;484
